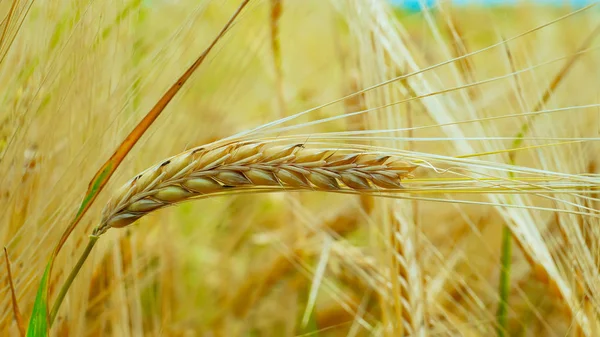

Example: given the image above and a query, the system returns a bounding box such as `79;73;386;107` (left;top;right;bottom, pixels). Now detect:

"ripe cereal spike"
94;141;416;235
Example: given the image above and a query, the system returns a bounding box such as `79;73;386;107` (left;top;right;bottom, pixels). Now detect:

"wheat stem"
49;235;99;325
496;225;512;337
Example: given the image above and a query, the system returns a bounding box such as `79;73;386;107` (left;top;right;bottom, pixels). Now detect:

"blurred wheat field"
1;0;599;336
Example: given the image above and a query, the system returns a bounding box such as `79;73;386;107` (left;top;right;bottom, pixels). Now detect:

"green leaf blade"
26;262;52;337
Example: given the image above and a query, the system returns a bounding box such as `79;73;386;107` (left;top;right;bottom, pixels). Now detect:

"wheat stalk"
94;141;416;236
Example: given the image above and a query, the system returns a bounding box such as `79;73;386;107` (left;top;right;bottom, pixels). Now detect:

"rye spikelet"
94;141;416;235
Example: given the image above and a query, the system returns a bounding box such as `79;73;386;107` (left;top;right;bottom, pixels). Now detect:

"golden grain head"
94;141;416;235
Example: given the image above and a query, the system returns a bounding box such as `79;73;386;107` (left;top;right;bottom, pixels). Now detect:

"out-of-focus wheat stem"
496;225;512;337
269;0;285;117
3;247;24;336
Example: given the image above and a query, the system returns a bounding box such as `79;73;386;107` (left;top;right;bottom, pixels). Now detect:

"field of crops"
1;1;599;336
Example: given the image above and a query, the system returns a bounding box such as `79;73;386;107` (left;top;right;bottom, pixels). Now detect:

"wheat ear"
94;141;416;235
